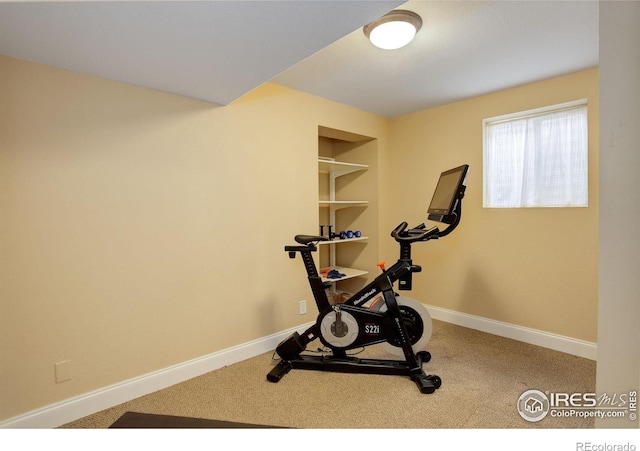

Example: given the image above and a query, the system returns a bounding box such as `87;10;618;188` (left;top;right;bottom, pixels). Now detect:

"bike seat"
295;235;329;245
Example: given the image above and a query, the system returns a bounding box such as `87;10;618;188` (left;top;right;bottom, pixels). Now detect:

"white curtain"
484;106;588;208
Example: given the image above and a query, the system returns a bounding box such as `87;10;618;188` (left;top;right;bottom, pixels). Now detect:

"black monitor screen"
427;164;469;218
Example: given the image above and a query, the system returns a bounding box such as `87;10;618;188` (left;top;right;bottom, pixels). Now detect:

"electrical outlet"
55;360;72;383
299;300;307;315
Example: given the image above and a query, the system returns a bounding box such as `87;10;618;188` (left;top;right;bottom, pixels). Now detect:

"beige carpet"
62;320;595;429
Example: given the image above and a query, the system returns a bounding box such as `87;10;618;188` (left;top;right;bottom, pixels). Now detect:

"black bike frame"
283;192;463;358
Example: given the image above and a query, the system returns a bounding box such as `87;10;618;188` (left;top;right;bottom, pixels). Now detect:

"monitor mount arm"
390;185;465;290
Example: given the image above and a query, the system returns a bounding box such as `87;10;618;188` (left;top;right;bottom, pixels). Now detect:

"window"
483;100;588;208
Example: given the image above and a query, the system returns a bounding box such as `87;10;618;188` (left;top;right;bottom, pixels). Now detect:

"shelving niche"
318;126;378;300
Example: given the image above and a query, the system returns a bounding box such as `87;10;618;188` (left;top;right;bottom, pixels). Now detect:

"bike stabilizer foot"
267;360;293;383
412;373;442;394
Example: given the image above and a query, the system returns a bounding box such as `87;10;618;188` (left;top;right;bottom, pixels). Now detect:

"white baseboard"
425;304;597;361
0;323;313;429
1;308;596;429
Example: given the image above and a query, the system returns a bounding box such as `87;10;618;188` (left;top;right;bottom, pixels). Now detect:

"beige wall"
0;55;389;421
381;68;599;342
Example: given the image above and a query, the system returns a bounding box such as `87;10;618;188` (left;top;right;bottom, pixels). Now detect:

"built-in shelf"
318;156;369;286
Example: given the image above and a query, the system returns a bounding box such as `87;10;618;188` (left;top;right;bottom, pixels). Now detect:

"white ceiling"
0;1;404;105
275;0;600;117
0;1;599;118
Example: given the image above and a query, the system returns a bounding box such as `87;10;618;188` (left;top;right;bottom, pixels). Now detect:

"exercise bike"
267;164;469;394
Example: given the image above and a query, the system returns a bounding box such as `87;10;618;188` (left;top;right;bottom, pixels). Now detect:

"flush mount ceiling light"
363;9;422;50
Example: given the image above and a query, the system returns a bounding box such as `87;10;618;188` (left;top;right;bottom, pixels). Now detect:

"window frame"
482;99;589;208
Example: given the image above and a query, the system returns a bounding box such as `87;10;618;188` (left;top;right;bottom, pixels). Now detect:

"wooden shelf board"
318;236;368;244
318;159;368;176
319;200;368;209
320;266;368;283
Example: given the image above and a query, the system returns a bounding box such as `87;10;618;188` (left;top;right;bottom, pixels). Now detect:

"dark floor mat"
109;411;284;429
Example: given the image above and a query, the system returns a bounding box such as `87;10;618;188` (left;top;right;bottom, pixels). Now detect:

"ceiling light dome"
363;10;422;50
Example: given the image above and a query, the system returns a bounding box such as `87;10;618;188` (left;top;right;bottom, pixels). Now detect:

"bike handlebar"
391;221;440;243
